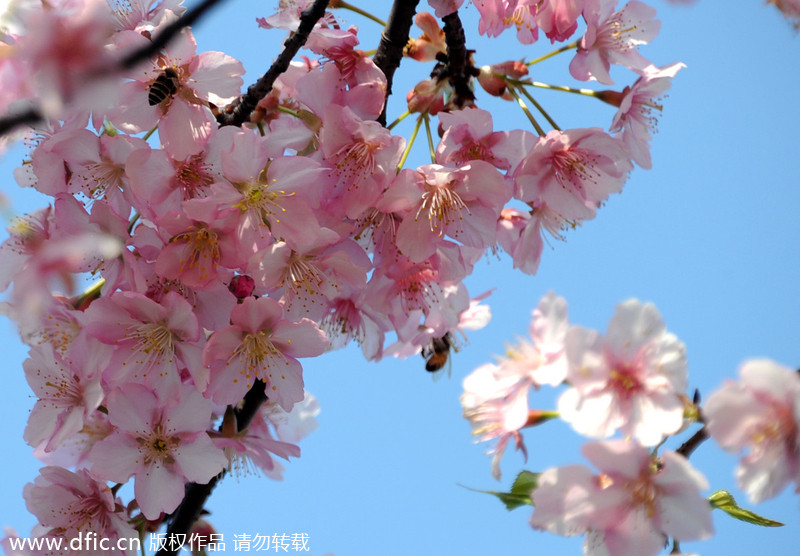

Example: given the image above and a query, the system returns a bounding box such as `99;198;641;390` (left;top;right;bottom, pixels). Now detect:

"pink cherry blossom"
380;162;511;263
427;0;466;18
23;466;137;556
536;0;585;43
530;440;713;556
318;104;405;219
125;139;221;222
436;108;537;171
203;296;328;409
152;205;240;290
84;290;206;396
202;127;330;253
704;358;800;503
559;299;688;445
607;62;685;169
570;0;660;85
474;0;514;38
23;344;105;453
405;12;447;62
462;362;531;479
249;228;372;322
15;0;121;116
108;22;244;159
496;204;566;275
513;127;632;223
89;383;226;520
461;292;568;478
321;292;389;361
211;406;301;480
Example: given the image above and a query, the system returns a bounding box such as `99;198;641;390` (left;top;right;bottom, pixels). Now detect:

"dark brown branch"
675;426;709;459
0;107;41;139
372;0;420;126
0;0;230;138
440;11;475;110
155;381;268;556
216;0;331;127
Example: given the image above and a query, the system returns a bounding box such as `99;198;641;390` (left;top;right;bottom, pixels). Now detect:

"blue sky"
1;0;798;554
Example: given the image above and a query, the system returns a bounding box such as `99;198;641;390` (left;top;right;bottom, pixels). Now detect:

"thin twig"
216;0;331;127
373;0;420;126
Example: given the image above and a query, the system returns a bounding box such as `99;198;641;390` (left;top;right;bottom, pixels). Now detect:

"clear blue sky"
1;0;798;554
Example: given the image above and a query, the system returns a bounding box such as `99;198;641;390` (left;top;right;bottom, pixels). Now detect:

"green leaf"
459;471;540;511
708;490;784;527
510;471;540;498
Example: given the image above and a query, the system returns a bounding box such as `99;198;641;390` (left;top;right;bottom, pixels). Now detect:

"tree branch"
155;381;268;556
441;11;475;110
675;426;709;459
0;107;41;139
216;0;331;127
372;0;420;126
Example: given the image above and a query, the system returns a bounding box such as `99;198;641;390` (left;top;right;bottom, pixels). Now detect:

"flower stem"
387;109;411;130
526;40;579;66
423;113;436;163
523;80;602;99
507;85;546;137
330;0;387;27
142;124;158;141
72;278;106;310
397;113;425;171
276;105;300;118
516;85;560;131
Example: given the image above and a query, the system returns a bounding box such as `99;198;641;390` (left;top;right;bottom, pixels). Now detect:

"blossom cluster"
0;0;689;552
461;292;800;555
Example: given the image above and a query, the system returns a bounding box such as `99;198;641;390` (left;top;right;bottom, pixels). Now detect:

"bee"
422;333;456;378
148;68;180;106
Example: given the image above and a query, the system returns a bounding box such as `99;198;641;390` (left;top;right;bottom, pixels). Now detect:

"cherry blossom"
318;104;405;219
461;291;568;478
381;162;511;262
530;440;714;556
108;20;244;159
405;12;447;62
23;466;137;556
202;296;328;409
536;0;585;43
23;344;105;453
513;127;632;223
84;290;207;396
606;62;685;169
704;358;800;503
13;0;121;116
436;108;536;171
88;383;226;520
558;299;688;445
427;0;466;18
570;0;660;85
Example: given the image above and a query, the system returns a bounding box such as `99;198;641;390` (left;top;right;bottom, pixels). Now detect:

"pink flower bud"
229;274;256;300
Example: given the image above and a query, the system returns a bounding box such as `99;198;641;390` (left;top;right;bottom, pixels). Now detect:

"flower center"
417;182;470;237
